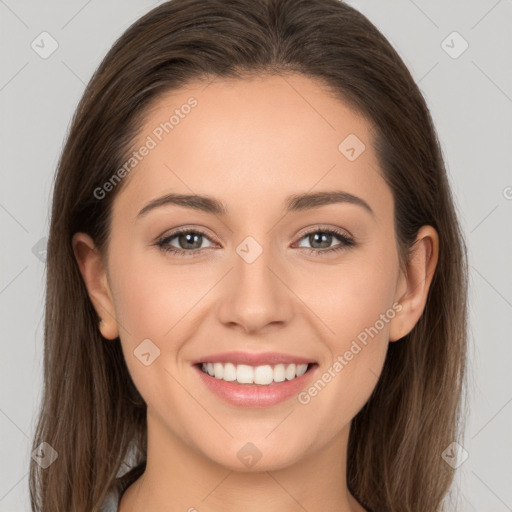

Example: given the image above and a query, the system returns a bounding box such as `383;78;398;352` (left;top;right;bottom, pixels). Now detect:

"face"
84;74;413;471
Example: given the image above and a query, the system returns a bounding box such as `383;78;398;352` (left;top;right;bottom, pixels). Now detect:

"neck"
119;409;366;512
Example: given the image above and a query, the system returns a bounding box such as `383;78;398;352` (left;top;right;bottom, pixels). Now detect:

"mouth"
196;361;316;386
192;353;319;408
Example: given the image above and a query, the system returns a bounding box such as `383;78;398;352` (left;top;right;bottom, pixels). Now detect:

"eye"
155;226;356;258
156;228;215;257
294;227;355;256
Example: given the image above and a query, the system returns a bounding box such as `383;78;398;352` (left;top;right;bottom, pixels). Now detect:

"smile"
200;362;309;385
192;351;319;408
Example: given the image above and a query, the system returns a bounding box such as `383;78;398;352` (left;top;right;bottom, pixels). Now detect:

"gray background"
1;0;511;510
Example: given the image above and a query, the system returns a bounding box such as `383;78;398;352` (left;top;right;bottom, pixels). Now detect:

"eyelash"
155;227;355;258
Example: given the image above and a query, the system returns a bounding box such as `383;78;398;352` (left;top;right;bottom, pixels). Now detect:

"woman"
30;0;468;511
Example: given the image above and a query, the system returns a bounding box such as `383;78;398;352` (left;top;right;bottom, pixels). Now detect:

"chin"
196;435;312;473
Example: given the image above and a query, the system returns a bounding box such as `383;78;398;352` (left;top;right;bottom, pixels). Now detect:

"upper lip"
192;351;316;367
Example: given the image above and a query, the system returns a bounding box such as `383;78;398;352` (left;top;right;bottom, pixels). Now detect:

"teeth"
223;362;236;381
213;362;224;379
273;364;286;382
285;363;296;380
254;365;274;385
296;363;308;377
236;364;254;384
200;362;309;385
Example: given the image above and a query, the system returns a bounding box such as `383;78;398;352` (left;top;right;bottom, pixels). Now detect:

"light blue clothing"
99;486;121;512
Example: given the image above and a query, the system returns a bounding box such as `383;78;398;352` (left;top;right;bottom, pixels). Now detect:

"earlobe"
71;233;119;340
389;225;439;342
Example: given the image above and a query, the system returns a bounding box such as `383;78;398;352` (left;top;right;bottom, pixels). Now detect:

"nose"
216;240;295;335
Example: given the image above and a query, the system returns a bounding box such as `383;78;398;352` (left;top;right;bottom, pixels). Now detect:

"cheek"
107;249;222;405
108;256;194;413
294;244;399;425
296;241;399;350
109;247;209;339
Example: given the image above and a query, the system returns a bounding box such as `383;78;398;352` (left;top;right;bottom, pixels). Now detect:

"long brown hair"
30;1;468;510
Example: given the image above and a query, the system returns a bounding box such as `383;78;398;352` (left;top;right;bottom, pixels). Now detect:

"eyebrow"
136;190;374;218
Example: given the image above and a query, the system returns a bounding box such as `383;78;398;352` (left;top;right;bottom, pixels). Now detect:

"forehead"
114;73;389;220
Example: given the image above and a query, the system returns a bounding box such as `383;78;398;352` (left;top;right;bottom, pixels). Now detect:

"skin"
73;73;438;512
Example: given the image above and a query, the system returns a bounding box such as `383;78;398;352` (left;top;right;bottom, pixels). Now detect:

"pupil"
180;232;202;249
311;232;331;249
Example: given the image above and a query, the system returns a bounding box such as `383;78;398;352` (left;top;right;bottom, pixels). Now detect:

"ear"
389;225;439;342
71;233;119;340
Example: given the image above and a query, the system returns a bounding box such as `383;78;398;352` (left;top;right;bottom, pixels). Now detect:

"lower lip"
194;364;318;408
